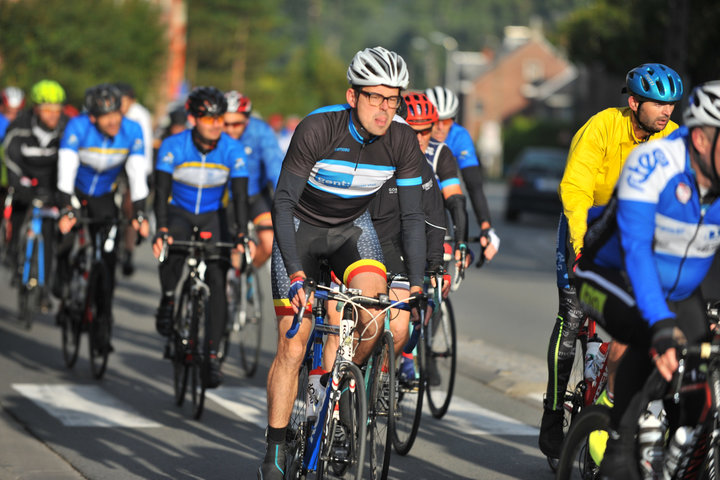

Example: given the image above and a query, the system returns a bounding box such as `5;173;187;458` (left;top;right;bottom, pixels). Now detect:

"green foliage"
0;0;166;108
502;115;573;170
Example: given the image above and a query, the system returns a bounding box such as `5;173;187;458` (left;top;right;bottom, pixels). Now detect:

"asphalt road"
0;182;565;479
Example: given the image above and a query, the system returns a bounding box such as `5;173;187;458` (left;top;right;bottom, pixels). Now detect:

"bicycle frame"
21;199;58;287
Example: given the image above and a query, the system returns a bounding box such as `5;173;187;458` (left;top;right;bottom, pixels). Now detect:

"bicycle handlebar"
285;278;427;340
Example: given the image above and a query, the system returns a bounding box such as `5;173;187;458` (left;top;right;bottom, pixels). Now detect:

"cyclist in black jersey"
258;46;426;480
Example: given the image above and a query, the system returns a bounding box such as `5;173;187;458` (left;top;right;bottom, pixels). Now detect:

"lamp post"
429;31;458;93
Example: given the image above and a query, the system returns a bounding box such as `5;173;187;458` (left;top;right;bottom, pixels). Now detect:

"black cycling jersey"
3;109;67;201
369;157;446;267
273;104;426;286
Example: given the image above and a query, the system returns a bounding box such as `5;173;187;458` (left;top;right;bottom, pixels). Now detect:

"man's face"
347;85;400;136
119;95;132;115
431;118;454;142
92;111;122;137
412;123;434;152
1;104;22;122
637;101;675;133
191;114;224;141
35;104;62;130
223;112;249;140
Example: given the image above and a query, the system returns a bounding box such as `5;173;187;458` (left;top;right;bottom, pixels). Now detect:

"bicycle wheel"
217;271;239;364
173;282;192;406
556;405;610;480
425;297;457;419
392;329;425;456
190;293;206;420
239;268;263;377
367;331;395;480
16;230;36;329
286;362;310;480
316;362;367;480
87;263;111;379
60;303;81;368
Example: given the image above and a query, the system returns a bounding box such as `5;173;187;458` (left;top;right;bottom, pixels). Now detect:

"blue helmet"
626;63;683;103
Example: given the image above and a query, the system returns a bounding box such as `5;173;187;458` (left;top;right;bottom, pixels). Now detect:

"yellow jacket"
559;107;678;255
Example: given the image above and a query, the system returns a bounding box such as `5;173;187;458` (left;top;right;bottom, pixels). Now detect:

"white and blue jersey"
239;117;283;195
58;114;148;201
156;130;248;215
444;122;480;170
591;126;720;326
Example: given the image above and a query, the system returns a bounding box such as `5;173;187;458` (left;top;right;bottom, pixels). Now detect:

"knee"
277;338;305;368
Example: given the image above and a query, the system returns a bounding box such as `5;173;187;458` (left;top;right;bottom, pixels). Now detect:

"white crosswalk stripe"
12;384;161;428
12;383;538;436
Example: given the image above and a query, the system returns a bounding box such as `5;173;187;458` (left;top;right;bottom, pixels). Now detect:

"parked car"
505;147;567;222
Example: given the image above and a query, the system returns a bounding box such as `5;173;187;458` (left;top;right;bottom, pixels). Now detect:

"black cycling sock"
267;425;286;443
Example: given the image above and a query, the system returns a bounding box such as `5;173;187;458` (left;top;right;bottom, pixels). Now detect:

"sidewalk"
0;407;85;480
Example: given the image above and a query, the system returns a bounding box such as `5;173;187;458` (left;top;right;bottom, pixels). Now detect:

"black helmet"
185;86;227;118
84;83;122;116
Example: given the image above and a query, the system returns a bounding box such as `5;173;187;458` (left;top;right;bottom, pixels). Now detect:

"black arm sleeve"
154;171;172;230
423;175;446;268
231;177;249;237
132;199;146;217
461;165;492;226
398;184;426;288
272;169;307;275
444;193;468;246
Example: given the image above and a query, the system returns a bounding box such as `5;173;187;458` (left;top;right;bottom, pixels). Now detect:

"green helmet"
30;79;66;105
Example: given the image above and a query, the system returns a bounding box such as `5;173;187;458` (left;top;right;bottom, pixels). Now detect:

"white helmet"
684;81;720;128
2;86;25;109
347;46;409;89
425;86;459;120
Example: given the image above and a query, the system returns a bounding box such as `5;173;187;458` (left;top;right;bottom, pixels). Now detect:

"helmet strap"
191;126;219;153
631;101;657;138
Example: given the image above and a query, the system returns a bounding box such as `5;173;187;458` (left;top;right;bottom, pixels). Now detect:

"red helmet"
403;93;438;127
225;90;252;114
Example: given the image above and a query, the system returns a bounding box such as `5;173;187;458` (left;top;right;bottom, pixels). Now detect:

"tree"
0;0;166;109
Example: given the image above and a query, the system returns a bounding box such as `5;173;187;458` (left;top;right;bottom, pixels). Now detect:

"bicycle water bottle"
663;426;696;479
638;413;665;479
584;337;603;380
306;367;328;422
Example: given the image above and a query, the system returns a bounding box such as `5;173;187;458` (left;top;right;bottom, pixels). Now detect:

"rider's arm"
57;119;83;208
616;145;675;326
435;146;468;245
559;114;606;256
124;120;150;207
227;141;250;237
396;127;427;288
154;138;177;230
423;174;447;267
447;125;492;227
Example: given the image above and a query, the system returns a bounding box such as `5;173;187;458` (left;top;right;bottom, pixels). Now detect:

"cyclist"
365;92;447;380
0;86;25;140
223;90;283;268
116;82;154;277
56;84;150;326
2;80;68;303
258;46;426;480
573;81;720;478
539;63;683;461
151;86;250;389
424;85;498;261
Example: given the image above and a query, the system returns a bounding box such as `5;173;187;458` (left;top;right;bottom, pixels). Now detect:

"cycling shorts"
271;210;385;316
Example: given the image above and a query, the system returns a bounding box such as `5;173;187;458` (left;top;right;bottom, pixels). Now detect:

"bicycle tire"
425;298;457;419
555;405;610;480
217;271;239;364
60;304;81;367
87;263;111;379
316;362;367;480
286;362;310;480
239;268;262;377
190;293;206;420
173;281;192;406
367;330;395;480
392;329;425;456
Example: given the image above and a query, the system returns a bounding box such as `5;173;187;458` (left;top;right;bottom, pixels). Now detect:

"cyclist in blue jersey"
223;90;283;268
573;81;720;478
0;87;25;141
258;46;426;480
55;83;150;343
152;86;250;389
425;85;497;260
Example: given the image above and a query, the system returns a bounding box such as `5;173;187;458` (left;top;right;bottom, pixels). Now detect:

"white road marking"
425;395;539;436
12;384;161;428
206;386;267;429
